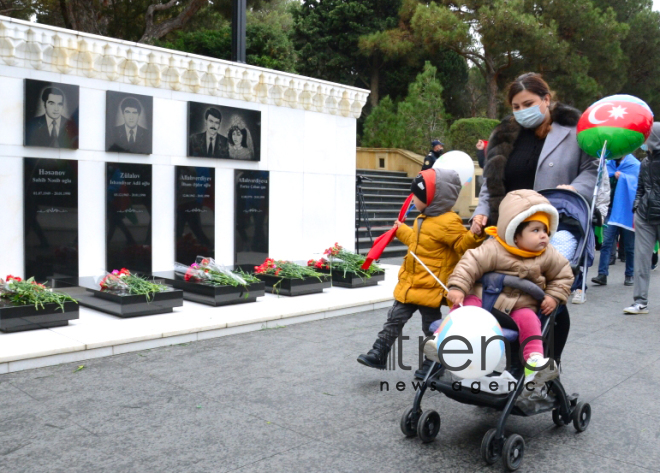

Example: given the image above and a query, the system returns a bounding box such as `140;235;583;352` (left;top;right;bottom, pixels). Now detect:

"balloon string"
409;251;463;307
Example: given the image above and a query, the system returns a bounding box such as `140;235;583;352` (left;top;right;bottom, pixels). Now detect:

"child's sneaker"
623;303;649;315
571;289;586;304
523;355;558;391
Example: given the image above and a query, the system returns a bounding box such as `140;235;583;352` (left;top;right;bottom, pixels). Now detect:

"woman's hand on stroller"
540;295;558;315
469;220;483;236
447;288;465;307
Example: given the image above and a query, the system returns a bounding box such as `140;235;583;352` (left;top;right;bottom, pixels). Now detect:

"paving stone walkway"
1;255;659;472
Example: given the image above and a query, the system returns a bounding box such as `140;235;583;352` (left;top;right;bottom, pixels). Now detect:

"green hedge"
447;118;500;160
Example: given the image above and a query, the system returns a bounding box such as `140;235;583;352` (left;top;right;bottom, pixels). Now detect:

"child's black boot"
357;338;390;370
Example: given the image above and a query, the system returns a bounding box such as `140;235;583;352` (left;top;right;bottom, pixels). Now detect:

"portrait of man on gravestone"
187;101;261;161
106;91;153;155
188;106;230;158
24;79;79;149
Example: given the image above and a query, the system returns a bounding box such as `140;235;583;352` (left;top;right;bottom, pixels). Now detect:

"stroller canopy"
538;188;594;269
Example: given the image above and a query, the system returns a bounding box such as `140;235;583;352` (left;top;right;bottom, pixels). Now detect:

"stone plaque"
24;158;79;282
106;163;152;273
188;102;261;161
234;170;269;266
105;91;153;155
24;79;79;149
175;166;215;265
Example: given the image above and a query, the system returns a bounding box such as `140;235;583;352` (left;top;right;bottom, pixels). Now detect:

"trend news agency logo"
380;325;556;394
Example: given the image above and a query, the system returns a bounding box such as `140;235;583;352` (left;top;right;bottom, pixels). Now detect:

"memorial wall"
0;16;369;280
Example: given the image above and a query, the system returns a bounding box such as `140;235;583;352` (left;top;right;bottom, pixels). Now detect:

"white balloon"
434;306;505;379
433;150;475;186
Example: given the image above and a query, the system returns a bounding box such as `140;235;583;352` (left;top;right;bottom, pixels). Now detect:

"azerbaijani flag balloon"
577;94;653;159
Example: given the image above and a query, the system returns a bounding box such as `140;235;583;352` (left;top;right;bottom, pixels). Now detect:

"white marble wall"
0;68;357;278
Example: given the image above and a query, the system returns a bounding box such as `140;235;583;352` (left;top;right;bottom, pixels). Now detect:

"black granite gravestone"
24;158;78;283
234;170;269;266
106;163;152;273
175;166;215;265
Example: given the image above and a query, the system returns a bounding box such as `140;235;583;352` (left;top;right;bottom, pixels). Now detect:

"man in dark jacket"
188;107;229;158
624;122;660;314
108;97;152;154
421;140;444;170
25;87;78;149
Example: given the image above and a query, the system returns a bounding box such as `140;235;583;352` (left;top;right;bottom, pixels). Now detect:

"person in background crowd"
476;139;488;168
572;163;611;304
422;139;444;170
624;123;660;314
591;153;640;287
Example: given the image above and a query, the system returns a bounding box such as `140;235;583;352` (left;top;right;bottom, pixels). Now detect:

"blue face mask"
513;105;546;129
641;144;648;152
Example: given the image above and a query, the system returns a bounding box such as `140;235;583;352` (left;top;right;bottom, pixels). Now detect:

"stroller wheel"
573;402;591;432
552;409;566;427
400;407;419;438
480;428;501;465
503;434;525;471
417;410;441;443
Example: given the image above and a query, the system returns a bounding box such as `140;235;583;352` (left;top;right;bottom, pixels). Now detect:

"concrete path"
1;255;659;472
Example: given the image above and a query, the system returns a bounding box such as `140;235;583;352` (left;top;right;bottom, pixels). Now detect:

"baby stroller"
399;189;593;471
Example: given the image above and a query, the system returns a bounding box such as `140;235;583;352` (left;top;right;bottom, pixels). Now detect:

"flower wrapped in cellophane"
176;256;259;287
98;268;167;300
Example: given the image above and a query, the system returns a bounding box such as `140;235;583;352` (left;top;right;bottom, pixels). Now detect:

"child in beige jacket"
447;190;574;396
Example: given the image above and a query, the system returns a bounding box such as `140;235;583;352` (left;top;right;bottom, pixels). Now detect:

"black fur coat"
483;103;581;225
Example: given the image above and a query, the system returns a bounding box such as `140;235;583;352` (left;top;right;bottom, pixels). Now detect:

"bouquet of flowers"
321;243;382;279
99;268;167;301
306;257;330;271
0;275;77;311
176;257;260;287
255;258;326;293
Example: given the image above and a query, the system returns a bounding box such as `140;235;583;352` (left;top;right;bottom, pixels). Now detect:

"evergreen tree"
362;62;446;155
409;0;627;117
291;0;402;106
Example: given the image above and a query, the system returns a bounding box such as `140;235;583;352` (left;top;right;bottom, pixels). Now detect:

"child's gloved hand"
447;289;465;307
540;295;558;315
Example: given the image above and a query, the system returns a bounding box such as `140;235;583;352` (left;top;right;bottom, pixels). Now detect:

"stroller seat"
425;272;543;366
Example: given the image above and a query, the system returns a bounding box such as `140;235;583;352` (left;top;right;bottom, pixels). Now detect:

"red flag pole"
361;193;414;270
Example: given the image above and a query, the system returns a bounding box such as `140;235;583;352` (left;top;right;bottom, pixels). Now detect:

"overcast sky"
655;0;660;11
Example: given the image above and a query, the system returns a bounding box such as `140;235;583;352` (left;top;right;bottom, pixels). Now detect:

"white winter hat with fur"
495;189;559;247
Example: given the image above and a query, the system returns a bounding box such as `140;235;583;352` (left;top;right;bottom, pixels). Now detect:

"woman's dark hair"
507;72;554;139
506;73;551;105
228;125;247;147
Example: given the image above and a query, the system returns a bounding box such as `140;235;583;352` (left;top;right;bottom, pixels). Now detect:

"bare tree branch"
0;6;21;14
139;0;208;43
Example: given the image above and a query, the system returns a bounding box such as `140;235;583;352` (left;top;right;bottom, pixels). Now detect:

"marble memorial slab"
175;166;215;265
234;170;269;267
106;163;152;273
24;157;79;283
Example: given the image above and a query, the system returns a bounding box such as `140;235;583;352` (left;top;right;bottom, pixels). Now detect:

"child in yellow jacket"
358;168;485;379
